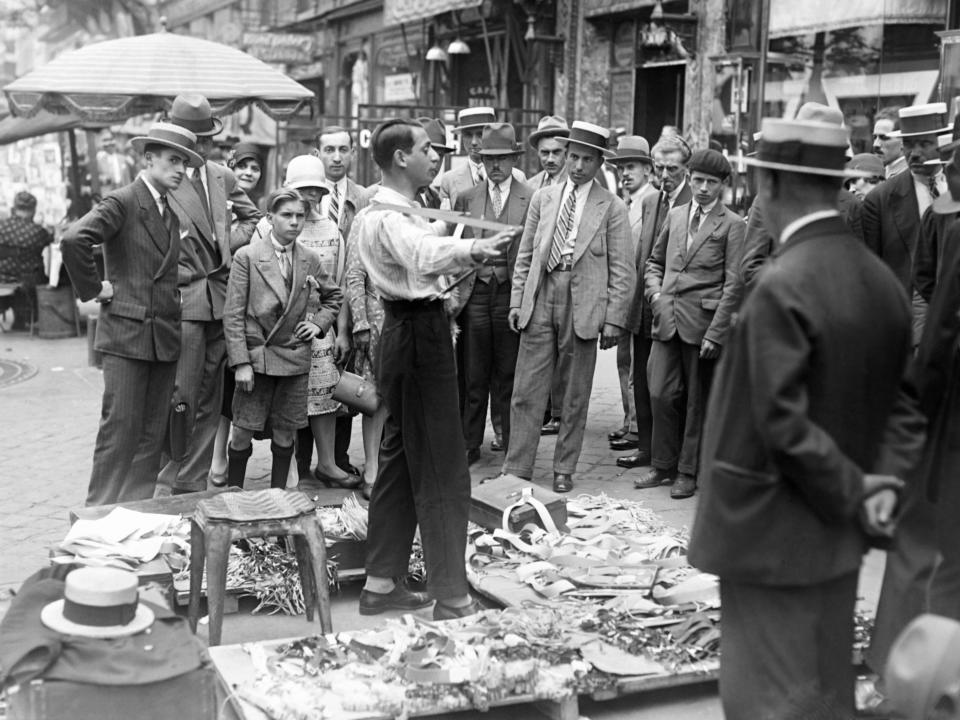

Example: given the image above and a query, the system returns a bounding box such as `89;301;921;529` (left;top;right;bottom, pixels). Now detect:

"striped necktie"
328;183;341;226
929;174;941;199
546;187;578;271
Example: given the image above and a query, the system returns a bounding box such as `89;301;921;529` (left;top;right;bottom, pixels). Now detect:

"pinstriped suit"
62;177;182;505
159;161;260;492
503;179;634;477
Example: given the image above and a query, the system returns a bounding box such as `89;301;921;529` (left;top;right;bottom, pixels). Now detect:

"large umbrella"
4;31;314;123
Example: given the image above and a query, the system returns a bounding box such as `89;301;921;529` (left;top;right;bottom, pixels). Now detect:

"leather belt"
551;257;573;272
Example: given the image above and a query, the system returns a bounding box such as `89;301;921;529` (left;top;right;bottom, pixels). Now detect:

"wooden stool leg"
292;534;316;622
301;520;332;634
187;520;205;633
204;525;233;646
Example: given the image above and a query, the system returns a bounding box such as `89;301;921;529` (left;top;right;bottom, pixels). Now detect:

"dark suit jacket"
862;170;922;293
512;181;634;340
688;216;912;585
452;178;533;315
645;200;746;347
740;190;863;292
223;237;342;376
62;177;181;362
914;207;958;303
626;182;693;336
168;161;260;321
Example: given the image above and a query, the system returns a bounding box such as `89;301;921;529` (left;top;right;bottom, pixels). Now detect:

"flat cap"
687;149;730;180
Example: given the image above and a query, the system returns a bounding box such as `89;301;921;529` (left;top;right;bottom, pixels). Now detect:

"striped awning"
383;0;482;27
769;0;946;38
4;31;314;122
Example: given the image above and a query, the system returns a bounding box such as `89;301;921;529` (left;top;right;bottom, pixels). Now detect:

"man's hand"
508;308;522;334
470;227;521;263
599;323;622;350
235;363;254;393
860;488;899;538
333;330;351;363
97;280;114;304
294;320;321;342
353;329;371;354
700;339;720;359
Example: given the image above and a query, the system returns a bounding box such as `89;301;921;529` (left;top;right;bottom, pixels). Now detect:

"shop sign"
584;0;657;19
242;32;315;64
384;73;417;103
383;0;482;27
290;61;325;80
609;71;635;134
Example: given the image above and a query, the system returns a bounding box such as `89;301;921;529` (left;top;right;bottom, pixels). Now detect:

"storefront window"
764;0;946;153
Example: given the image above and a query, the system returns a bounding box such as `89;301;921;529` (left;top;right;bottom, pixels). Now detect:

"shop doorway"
634;63;685;141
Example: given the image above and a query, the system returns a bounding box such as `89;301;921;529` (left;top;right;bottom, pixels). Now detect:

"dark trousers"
459;278;518;452
88;353;177;506
720;572;858;720
365;301;471;601
648;336;714;476
157;319;226;492
632;332;653;455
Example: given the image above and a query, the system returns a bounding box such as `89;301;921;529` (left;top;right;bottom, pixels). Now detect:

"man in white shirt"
641;149;745;500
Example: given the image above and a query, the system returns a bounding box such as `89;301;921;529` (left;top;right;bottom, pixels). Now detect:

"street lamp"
447;38;470;54
425;43;449;62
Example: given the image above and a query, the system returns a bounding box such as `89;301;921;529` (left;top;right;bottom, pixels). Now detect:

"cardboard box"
470;476;567;533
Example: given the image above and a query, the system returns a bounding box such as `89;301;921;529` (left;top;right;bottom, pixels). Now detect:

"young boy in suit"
222;187;343;489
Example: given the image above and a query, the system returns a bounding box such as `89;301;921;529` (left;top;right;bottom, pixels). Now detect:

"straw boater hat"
283;155;331;195
528;115;570;149
454;106;496;132
168;93;223;137
742;118;873;178
889;102;952;138
41;567;155;639
608;135;653;165
478;123;523;156
931;147;960;215
130;121;204;168
557;121;616;159
417;117;456;153
885;614;960;720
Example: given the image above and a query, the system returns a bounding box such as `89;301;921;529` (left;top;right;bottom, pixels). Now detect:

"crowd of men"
54;90;960;716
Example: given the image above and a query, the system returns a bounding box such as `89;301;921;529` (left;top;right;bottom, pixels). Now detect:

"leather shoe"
608;427;629;441
359;582;432;615
553;472;573;493
314;468;363;489
634;467;675;489
466;447;481;465
540;418;561;435
433;599;481;621
490;434;504;451
610;436;639;451
670;474;697;499
616;451;651;469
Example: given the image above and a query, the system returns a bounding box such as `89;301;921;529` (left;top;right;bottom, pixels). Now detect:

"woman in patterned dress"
254;155;360;489
344;205;389;497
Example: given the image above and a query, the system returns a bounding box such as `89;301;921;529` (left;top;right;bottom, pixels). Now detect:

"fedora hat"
169;93;223;137
130;121;204;168
478;123;523;156
886;614;960;720
557;120;615;158
417;117;455;152
454;106;496;132
742;118;873;178
284;154;330;194
528;115;570;148
890;102;951;138
608;135;653;165
41;567;155;639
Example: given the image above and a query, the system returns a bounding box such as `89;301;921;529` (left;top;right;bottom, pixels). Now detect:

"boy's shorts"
232;372;308;431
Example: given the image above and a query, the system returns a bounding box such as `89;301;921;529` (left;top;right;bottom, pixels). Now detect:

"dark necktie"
688;205;703;249
475;165;485;184
160;196;174;238
929;174;941;199
328;184;341;226
191;170;211;221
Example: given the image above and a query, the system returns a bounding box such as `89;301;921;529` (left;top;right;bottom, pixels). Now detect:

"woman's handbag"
332;351;381;416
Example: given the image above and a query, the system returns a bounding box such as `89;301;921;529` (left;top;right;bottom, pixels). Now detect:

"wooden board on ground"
208;639;579;720
68;487;242;524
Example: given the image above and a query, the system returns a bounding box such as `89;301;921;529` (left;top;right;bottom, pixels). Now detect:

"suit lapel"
136;179;170;256
208;164;228;256
572;183;608;264
537;186;562;266
171;168;216;245
508;185;530;227
892;172;919;254
254;239;289;306
683;202;723;267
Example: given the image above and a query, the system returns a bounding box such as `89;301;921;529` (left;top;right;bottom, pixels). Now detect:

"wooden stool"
187;489;332;646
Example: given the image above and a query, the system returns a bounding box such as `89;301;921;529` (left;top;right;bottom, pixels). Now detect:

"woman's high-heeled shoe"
313;467;363;489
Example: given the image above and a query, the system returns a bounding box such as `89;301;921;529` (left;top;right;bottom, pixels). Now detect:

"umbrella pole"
85;129;102;200
67;129;81;215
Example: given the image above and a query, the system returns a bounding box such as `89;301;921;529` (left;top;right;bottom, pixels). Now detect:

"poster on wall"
384;73;417;103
